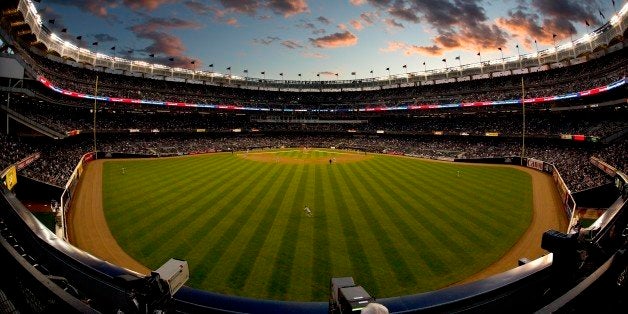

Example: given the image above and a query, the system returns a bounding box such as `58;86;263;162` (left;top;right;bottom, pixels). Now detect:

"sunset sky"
34;0;623;80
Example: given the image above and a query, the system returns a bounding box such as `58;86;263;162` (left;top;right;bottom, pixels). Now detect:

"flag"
441;59;446;62
92;42;98;46
298;73;302;77
149;53;155;58
128;50;133;53
191;60;195;64
61;28;67;33
110;46;116;50
243;69;248;73
317;73;320;77
227;66;231;70
168;57;174;61
48;19;55;24
261;71;265;75
209;64;213;67
612;0;615;7
402;64;407;68
552;33;557;38
477;52;480;56
455;56;460;60
76;36;82;40
386;67;389;71
279;73;283;76
585;20;590;27
370;70;373;73
516;44;519;49
422;62;425;65
351;72;356;75
599;10;605;19
498;47;502;51
335;73;338;76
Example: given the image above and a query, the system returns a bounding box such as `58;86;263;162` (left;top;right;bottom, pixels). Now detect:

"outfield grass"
102;150;532;301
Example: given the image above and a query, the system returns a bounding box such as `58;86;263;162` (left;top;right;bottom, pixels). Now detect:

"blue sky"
36;0;622;80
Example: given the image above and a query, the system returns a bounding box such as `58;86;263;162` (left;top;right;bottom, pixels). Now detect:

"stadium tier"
1;0;627;312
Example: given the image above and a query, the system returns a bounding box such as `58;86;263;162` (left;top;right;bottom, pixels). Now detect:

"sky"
34;0;624;80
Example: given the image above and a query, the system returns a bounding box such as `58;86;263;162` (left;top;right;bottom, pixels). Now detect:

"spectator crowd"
1;132;625;193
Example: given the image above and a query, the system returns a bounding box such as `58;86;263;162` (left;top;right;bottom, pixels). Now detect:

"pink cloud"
121;0;178;11
350;19;364;30
225;17;239;26
310;31;358;48
267;0;309;17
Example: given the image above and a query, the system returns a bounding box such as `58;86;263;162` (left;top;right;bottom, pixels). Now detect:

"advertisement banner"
527;158;544;171
16;153;41;171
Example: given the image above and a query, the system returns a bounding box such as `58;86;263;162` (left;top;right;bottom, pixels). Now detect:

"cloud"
128;17;201;68
301;51;327;58
388;5;419;23
253;36;281;45
368;0;508;55
531;0;601;25
218;0;261;15
381;41;441;56
349;0;366;6
267;0;309;17
184;0;217;15
281;40;304;49
317;16;331;25
42;0;118;18
44;0;178;18
129;17;201;34
310;31;358;48
296;20;317;30
359;12;377;25
317;71;337;77
225;17;239;26
185;1;241;26
384;18;404;29
92;33;118;42
121;0;179;11
497;0;602;48
350;19;364;30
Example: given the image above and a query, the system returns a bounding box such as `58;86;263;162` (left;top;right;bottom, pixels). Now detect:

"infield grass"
102;149;532;301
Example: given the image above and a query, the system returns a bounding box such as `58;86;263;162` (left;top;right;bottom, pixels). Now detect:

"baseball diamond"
68;149;566;301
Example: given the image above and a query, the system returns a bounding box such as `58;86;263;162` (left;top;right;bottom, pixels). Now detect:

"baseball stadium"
0;0;627;313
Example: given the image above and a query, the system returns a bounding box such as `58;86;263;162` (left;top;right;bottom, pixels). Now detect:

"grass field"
102;149;532;301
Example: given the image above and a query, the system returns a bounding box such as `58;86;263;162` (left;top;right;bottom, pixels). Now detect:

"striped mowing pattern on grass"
102;150;532;301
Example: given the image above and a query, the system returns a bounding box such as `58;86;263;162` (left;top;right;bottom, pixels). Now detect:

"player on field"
304;205;312;217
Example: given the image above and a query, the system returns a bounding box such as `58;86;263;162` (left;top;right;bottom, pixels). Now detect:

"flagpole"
521;76;525;166
93;75;98;155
